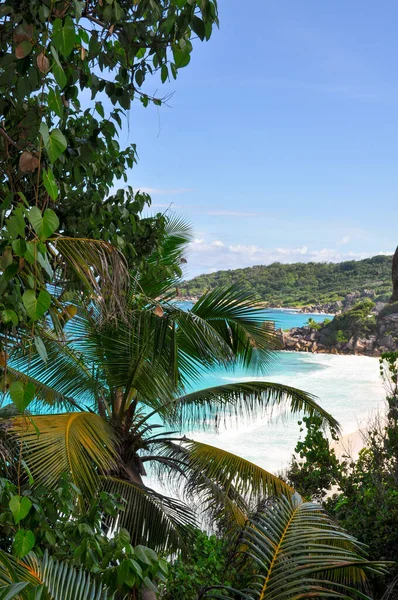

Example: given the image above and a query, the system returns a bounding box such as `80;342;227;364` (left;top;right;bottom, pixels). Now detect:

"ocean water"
182;308;386;474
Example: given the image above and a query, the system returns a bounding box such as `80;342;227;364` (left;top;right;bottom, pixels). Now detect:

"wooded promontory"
181;255;392;310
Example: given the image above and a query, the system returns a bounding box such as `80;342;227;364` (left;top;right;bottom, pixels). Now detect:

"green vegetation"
203;494;389;600
0;0;218;333
0;1;397;598
311;299;377;347
181;255;392;307
285;352;398;597
162;530;236;599
0;476;167;598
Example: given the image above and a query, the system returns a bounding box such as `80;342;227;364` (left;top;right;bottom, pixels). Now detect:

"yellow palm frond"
12;413;117;497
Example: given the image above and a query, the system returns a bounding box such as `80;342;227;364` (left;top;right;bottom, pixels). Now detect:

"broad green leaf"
39;121;49;146
52;64;67;89
9;381;36;412
2;309;18;326
24;242;36;265
52;16;75;57
74;0;85;20
130;559;143;578
44;129;67;163
34;336;48;363
7;207;25;239
13;529;35;558
191;16;205;40
48;88;64;119
172;46;191;68
37;251;54;278
42;168;58;200
114;2;124;21
134;545;152;565
135;70;144;87
22;289;51;320
11;238;26;256
9;495;32;524
28;207;59;240
95;102;104;118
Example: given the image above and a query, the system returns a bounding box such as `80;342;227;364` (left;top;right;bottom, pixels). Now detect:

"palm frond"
11;413;117;496
52;236;128;316
7;330;99;411
150;439;292;531
168;381;340;432
189;285;278;369
204;494;391;600
135;214;192;298
0;550;110;599
101;476;196;552
0;582;29;600
3;366;79;412
183;439;293;500
66;307;177;409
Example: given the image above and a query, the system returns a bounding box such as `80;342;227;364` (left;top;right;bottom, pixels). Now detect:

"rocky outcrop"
288;289;382;316
277;310;398;357
298;301;343;314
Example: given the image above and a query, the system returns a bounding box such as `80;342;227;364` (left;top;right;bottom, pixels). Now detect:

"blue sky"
117;0;398;277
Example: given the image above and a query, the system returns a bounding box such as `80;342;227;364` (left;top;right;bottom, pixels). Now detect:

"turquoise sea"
182;308;386;474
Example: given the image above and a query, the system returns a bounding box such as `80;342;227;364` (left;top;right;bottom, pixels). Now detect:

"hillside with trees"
181;255;392;308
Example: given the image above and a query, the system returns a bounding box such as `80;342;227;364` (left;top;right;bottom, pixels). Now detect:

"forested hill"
181;255;393;307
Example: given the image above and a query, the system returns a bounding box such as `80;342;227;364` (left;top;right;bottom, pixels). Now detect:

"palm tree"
203;493;391;600
0;550;110;599
3;218;339;553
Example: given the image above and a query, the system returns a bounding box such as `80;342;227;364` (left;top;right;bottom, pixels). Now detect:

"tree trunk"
140;586;157;600
390;246;398;302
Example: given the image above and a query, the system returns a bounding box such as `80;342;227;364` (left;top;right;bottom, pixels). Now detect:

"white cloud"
186;238;391;278
274;245;308;255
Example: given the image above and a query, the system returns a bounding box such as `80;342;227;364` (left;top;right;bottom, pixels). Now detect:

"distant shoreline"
179;297;337;316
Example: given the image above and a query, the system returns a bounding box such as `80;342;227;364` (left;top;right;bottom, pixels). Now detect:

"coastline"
190;352;384;474
179;297;338;316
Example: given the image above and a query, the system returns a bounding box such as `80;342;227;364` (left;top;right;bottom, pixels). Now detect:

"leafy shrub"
0;477;166;598
161;529;235;600
335;330;349;343
286;356;398;598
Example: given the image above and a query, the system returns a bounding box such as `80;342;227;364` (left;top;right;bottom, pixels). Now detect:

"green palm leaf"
189;285;278;368
11;413;117;497
135;214;192;299
0;550;110;599
204;494;391;600
169;381;339;431
101;476;196;552
0;582;29;600
8;330;99;412
52;236;128;316
150;439;293;529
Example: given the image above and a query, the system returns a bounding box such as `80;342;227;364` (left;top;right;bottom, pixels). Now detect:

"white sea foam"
188;353;385;474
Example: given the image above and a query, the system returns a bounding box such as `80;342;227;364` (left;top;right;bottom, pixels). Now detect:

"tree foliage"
204;494;390;600
0;0;218;333
0;475;167;598
181;255;392;307
285;352;398;598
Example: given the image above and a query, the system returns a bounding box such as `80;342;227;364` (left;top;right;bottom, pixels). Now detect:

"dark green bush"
161;530;235;600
